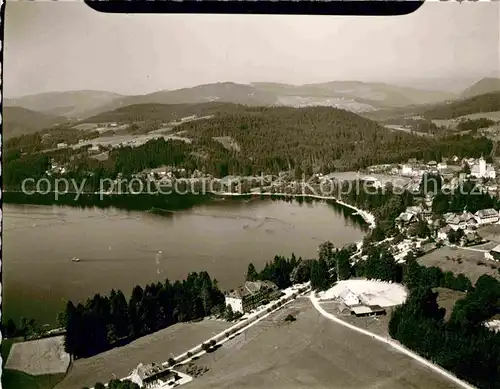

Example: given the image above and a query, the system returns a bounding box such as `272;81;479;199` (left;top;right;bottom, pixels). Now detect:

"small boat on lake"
71;257;80;262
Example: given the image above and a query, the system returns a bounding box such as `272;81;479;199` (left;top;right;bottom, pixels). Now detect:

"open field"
53;319;230;389
418;246;500;284
432;111;500;129
458;111;500;121
434;287;466;321
318;279;407;307
2;337;66;389
184;298;461;389
5;336;70;376
70;132;192;149
478;224;500;244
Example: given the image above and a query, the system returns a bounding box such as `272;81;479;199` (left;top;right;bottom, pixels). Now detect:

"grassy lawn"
478;224;500;244
2;338;65;389
418;246;500;284
54;319;230;389
2;370;65;389
186;298;461;389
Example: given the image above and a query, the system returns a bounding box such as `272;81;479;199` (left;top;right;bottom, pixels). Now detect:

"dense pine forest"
390;255;500;389
62;252;310;359
63;272;225;358
83;102;245;123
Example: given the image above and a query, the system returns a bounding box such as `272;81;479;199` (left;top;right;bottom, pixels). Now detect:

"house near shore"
395;212;418;230
129;363;181;388
474;208;499;225
395;205;431;230
225;280;280;313
444;211;477;230
406;205;432;219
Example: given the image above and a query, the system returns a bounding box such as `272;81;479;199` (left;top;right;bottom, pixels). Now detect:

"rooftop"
396;212;416;223
445;212;476;225
228;280;278;299
132;362;170;381
475;208;498;218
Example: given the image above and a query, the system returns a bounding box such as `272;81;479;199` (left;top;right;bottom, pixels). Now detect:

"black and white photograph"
1;2;500;389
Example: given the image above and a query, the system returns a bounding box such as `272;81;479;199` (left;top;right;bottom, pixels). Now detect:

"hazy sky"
4;1;499;97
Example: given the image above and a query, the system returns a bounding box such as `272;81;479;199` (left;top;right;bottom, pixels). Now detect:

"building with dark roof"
225;280;280;313
350;305;386;317
445;211;477;230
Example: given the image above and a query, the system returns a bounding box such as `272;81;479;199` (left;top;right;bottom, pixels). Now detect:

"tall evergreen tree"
246;263;258;281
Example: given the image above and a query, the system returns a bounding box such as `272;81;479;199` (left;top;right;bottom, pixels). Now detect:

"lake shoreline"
4;197;367;327
3;190;376;229
203;191;376;229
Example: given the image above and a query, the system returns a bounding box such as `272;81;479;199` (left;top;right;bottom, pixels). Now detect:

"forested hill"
461;77;500;99
364;91;500;122
3;107;67;139
4;90;125;118
178;105;406;170
83;102;245;123
421;91;500;120
4;104;494;188
171;105;492;172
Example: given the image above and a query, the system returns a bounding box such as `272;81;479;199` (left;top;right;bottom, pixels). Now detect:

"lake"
2;198;366;326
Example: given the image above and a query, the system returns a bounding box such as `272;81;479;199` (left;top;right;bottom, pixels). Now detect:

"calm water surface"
3;198;366;325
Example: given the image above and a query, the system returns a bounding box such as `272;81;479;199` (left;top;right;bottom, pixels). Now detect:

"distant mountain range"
461;77;500;99
422;91;500;120
4;90;124;118
4;80;461;120
362;77;500;122
4;77;500;137
2;107;68;139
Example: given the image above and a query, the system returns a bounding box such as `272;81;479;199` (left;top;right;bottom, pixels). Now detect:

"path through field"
185;298;464;389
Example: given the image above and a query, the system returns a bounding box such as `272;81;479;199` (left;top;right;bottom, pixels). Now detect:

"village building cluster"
367;156;497;183
394;202;498;248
